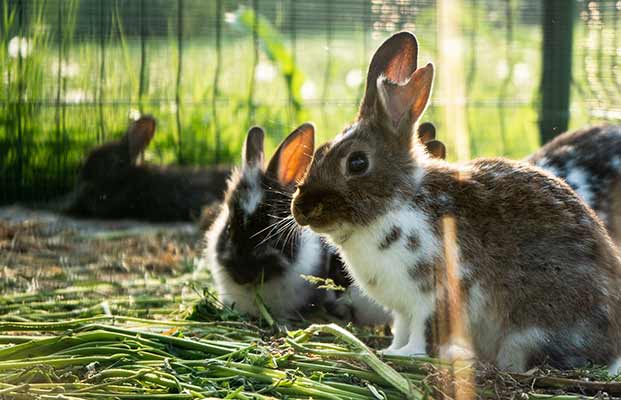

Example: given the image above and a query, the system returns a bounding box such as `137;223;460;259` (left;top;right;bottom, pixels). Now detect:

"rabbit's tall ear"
417;122;436;143
126;115;156;162
425;139;446;160
377;62;434;140
266;123;315;187
359;31;419;120
242;126;265;169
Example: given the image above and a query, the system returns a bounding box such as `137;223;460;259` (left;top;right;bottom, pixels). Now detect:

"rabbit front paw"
380;344;427;357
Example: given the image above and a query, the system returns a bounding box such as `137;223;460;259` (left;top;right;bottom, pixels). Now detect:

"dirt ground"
0;205;205;295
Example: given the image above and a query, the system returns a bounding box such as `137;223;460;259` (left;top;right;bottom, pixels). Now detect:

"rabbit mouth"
307;222;353;245
308;223;337;234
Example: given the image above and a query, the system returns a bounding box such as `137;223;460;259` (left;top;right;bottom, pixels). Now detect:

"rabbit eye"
346;151;369;175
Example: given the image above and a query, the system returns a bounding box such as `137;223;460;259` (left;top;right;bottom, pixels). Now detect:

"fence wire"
0;0;618;203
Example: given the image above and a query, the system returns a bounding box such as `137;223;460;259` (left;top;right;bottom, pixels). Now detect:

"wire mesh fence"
0;0;619;204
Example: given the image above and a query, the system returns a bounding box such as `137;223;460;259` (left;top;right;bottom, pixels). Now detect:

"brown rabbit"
291;31;621;372
64;115;230;222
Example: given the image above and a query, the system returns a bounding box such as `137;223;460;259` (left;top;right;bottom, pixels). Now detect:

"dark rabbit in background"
64;115;231;223
292;31;621;373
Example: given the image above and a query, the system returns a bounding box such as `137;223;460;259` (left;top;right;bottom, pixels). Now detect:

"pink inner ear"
384;43;418;83
383;80;417;127
381;63;434;128
267;123;314;187
359;31;419;119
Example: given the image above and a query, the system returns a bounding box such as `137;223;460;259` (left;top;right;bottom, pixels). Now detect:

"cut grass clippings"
0;317;427;399
1;293;621;399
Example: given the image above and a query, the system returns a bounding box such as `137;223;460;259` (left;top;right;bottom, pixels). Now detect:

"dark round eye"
346;151;369;175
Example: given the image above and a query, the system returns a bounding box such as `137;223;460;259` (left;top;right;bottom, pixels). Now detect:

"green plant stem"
301;324;423;400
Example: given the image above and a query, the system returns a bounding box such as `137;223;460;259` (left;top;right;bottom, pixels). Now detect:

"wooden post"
437;0;470;161
213;0;223;164
176;0;184;163
539;0;575;144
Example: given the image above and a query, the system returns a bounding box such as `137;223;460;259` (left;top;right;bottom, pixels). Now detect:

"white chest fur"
325;205;442;355
330;205;439;313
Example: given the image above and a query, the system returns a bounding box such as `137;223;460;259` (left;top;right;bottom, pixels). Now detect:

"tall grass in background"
0;0;55;201
0;0;598;203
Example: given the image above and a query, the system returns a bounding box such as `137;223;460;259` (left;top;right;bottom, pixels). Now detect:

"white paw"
439;343;475;363
380;346;404;356
381;345;426;357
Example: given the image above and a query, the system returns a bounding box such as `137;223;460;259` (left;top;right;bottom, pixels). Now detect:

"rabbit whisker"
255;215;297;248
275;218;299;253
251;216;291;241
280;219;301;254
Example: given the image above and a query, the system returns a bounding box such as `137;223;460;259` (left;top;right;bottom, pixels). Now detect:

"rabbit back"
529;125;621;246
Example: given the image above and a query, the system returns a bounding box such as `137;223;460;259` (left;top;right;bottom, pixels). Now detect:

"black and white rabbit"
203;124;325;318
291;31;621;373
64;115;230;222
529;125;621;247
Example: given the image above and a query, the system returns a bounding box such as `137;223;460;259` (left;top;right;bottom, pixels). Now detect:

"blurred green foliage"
0;0;601;203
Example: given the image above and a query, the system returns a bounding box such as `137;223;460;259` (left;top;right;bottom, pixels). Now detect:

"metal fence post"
539;0;575;143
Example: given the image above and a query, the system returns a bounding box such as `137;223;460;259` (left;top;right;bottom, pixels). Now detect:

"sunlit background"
0;0;618;203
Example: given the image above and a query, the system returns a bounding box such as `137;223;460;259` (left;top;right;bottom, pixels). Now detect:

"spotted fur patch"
408;260;436;292
379;226;402;250
406;233;420;251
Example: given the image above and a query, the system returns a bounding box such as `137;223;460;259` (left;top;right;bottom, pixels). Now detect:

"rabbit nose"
292;196;322;226
291;200;310;226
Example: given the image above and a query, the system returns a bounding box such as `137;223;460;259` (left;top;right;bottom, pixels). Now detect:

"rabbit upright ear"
417;122;436;143
242;126;265;169
266;123;315;187
425;139;446;160
126;115;156;162
359;31;419;119
377;62;434;139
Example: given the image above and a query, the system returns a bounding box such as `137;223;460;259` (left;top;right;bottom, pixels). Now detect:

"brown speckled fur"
529;125;621;248
419;158;621;366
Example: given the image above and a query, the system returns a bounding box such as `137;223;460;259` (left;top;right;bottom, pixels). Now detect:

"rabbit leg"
382;305;433;357
390;313;431;357
381;311;411;354
382;319;428;357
